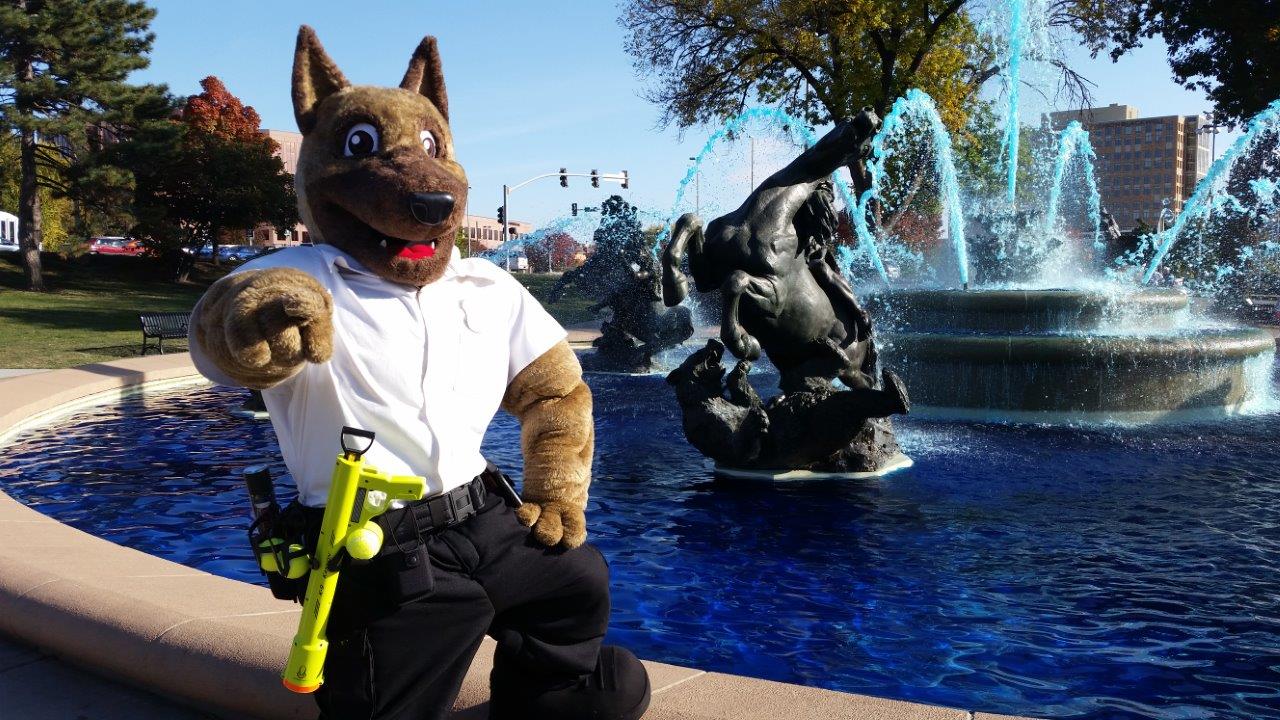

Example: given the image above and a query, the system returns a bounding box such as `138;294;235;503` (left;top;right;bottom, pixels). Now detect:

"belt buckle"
450;483;474;521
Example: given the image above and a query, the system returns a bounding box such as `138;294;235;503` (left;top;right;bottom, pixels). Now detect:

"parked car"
88;237;143;256
218;245;261;263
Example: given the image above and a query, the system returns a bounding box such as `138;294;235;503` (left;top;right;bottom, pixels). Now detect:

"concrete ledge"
0;355;1032;719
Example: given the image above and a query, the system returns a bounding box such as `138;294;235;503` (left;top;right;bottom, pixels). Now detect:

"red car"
88;237;144;256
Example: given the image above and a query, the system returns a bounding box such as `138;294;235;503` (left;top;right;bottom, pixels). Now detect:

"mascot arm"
191;267;335;390
501;339;594;549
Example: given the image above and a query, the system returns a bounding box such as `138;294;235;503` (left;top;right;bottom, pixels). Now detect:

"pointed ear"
400;36;449;120
292;25;349;134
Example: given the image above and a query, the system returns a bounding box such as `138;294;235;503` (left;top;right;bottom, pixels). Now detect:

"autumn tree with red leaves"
94;75;297;279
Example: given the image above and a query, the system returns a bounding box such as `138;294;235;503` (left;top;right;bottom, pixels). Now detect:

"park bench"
138;311;191;355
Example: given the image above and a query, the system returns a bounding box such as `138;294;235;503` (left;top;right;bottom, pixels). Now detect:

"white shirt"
189;245;566;507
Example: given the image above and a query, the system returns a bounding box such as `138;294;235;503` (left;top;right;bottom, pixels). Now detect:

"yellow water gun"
271;426;426;693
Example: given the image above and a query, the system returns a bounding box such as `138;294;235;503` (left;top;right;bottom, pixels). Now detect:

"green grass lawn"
0;253;597;369
513;272;598;327
0;253;219;368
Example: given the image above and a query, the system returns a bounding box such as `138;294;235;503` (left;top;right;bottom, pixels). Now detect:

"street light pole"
502;183;510;271
501;169;630;274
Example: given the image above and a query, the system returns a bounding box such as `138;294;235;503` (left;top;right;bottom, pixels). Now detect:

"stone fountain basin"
872;287;1190;333
871;287;1276;421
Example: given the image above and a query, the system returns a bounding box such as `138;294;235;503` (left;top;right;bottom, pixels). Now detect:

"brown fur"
292;26;468;288
502;340;594;549
193;267;334;390
192;27;593;550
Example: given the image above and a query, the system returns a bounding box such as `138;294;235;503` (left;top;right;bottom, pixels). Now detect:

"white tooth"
379;239;387;248
430;240;438;248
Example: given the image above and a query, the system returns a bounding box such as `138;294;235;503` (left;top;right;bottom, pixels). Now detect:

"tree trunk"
16;53;44;291
883;165;930;234
210;226;221;267
18;131;44;291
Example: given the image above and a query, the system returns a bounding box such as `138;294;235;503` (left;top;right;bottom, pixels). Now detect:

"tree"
178;76;288;266
0;0;157;290
622;0;997;130
622;0;1105;133
455;226;469;257
99;77;297;281
525;231;584;272
1078;0;1280;125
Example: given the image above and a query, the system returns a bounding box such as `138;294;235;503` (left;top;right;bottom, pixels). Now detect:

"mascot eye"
343;122;380;157
420;130;438;158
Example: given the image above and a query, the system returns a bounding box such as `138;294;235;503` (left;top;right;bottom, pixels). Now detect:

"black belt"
382;475;491;544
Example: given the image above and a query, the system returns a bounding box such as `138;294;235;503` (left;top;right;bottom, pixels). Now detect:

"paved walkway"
0;635;212;719
0;369;46;379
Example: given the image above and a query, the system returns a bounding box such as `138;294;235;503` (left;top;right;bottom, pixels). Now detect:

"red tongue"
395;243;435;260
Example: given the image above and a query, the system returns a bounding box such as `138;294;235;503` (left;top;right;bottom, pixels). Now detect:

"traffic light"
496;206;505;224
571;203;578;217
590;169;599;188
620;170;629;190
559;168;568;188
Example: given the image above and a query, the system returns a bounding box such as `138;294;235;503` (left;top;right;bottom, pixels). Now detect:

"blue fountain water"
480;213;601;265
4;381;1280;720
1043;120;1103;253
853;88;970;285
999;0;1028;204
1141;98;1280;284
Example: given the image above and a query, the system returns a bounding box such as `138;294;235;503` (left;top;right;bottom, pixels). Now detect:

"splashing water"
480;213;602;267
854;89;970;286
1142;98;1280;283
1043;121;1103;253
656;107;890;283
999;0;1027;204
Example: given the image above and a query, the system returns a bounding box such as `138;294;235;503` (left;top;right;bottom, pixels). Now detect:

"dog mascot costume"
189;26;651;720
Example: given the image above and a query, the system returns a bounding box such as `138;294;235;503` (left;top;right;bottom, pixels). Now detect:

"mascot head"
291;26;468;287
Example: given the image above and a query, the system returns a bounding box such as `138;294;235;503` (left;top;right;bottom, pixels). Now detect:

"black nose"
409;192;455;225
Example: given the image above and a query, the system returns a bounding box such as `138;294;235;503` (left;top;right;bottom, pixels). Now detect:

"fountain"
548;195;693;373
840;3;1280;423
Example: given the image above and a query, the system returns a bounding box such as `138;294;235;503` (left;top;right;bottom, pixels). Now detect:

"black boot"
489;645;651;720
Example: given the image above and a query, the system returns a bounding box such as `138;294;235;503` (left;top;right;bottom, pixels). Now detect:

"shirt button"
405;554;420;568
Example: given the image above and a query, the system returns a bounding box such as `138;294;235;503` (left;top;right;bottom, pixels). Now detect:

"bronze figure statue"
661;111;912;477
550;196;693;372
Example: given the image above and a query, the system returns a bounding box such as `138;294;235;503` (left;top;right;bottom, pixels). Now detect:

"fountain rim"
889;327;1276;363
871;286;1190;313
0;354;991;720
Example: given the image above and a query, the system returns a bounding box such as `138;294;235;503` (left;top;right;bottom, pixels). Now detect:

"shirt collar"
317;243;490;288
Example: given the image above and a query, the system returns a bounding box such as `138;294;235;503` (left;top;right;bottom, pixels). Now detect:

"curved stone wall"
0;355;1009;719
874;288;1276;421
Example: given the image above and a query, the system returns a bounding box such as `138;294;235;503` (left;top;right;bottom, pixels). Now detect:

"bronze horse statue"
661;110;883;393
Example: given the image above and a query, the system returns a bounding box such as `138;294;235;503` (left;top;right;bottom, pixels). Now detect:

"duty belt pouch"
377;509;434;605
257;501;310;603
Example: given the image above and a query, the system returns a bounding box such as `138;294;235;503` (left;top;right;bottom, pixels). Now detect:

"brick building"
1047;104;1212;230
255;129;534;251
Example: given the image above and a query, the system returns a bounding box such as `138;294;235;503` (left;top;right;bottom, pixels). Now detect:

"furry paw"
516;501;587;549
195;267;334;389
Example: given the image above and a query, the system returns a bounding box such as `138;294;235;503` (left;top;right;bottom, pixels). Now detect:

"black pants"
313;493;611;720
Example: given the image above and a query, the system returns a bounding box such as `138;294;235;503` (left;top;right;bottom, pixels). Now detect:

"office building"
1047;104;1212;229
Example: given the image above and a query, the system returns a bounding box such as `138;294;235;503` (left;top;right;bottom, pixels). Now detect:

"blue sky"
129;0;1234;228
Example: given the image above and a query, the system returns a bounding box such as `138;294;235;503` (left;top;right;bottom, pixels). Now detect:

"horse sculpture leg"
662;213;703;307
808;248;879;387
721;270;783;361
